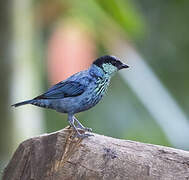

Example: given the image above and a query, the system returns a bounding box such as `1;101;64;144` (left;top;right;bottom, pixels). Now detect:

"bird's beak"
118;63;129;70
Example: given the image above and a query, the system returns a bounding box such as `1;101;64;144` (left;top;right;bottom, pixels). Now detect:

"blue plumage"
12;55;129;138
36;81;86;99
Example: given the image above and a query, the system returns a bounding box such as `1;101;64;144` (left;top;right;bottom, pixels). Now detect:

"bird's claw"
83;127;92;132
77;126;92;132
69;116;93;138
85;127;92;132
73;132;94;139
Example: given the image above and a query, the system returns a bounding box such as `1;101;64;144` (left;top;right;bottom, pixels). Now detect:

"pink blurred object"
47;23;96;84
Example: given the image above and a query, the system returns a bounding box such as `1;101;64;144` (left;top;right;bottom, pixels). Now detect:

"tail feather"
11;100;33;107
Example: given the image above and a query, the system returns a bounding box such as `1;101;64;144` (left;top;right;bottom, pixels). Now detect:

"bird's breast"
84;78;110;107
94;78;110;95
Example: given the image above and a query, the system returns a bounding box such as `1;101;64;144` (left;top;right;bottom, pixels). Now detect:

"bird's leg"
73;116;92;132
68;114;93;138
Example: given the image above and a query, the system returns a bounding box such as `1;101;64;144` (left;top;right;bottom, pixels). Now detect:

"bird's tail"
11;100;33;107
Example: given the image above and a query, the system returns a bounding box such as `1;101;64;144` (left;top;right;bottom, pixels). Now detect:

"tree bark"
3;127;189;180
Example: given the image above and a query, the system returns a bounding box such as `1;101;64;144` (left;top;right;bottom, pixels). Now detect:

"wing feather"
35;81;86;99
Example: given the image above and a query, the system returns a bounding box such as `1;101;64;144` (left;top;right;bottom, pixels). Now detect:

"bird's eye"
111;61;117;66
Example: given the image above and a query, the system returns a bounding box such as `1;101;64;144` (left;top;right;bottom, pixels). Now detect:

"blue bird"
12;55;129;138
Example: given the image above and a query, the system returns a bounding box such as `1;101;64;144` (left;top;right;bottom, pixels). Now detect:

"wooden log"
3;127;189;180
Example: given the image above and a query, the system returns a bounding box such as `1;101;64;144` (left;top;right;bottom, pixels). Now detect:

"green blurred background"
1;0;189;176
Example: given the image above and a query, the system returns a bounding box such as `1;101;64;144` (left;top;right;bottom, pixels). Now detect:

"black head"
93;55;129;70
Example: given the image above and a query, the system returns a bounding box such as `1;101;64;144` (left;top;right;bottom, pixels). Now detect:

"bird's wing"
35;81;86;99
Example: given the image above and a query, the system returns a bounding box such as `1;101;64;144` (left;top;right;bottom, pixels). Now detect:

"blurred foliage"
0;0;13;175
135;0;189;117
37;0;145;40
96;0;145;37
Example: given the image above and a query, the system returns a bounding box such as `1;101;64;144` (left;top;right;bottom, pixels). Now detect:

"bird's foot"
84;127;92;132
73;131;94;139
69;116;93;139
77;126;92;132
73;117;92;132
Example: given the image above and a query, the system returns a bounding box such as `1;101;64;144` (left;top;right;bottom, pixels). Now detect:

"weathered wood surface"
3;127;189;180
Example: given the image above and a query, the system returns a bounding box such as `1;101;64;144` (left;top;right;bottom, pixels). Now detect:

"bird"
12;55;129;138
